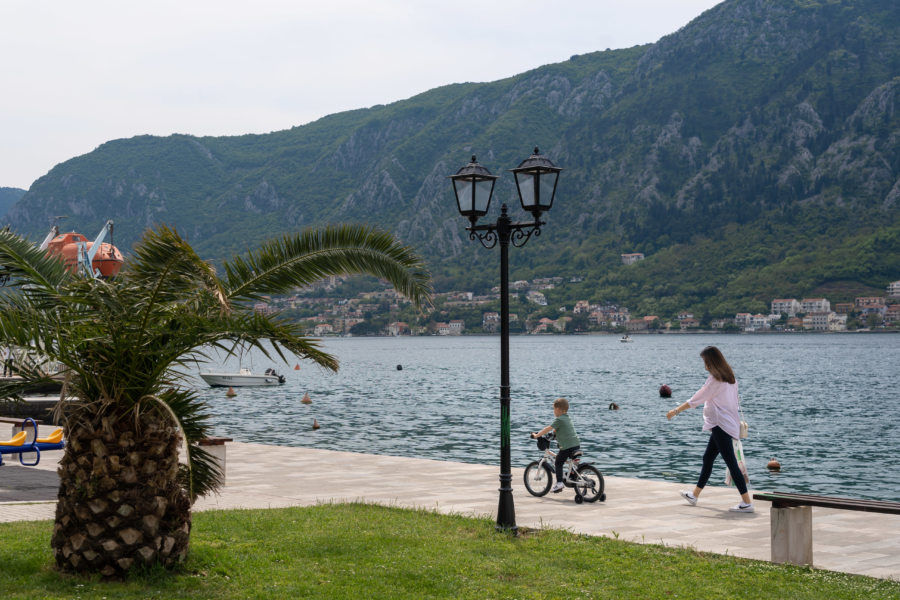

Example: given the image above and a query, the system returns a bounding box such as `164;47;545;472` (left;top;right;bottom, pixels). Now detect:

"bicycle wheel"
523;461;554;496
573;464;604;503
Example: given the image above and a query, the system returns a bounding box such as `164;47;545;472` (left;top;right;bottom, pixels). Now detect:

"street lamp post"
449;148;562;533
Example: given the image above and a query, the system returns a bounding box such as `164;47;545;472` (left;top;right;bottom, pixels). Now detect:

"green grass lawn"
1;503;897;599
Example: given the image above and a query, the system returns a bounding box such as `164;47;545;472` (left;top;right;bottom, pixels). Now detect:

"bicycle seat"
573;449;583;458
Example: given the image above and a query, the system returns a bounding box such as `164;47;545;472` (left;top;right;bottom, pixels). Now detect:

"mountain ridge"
6;0;900;316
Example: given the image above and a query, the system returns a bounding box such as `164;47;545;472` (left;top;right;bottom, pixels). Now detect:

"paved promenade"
1;441;897;580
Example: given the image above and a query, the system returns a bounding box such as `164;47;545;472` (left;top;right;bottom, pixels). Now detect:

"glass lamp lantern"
510;147;562;218
449;155;498;225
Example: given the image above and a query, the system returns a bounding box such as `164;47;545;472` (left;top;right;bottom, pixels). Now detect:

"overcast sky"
0;0;721;190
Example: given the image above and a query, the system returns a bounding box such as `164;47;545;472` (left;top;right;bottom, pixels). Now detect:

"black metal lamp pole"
449;148;561;534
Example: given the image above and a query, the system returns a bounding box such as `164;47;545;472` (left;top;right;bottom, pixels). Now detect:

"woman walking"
666;346;753;512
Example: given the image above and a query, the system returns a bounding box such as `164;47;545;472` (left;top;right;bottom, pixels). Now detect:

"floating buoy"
659;384;672;398
294;364;300;370
312;419;320;430
396;364;402;371
767;458;781;471
609;402;619;410
226;387;236;397
301;392;312;404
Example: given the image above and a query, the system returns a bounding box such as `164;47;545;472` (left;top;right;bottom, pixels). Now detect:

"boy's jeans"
555;445;581;482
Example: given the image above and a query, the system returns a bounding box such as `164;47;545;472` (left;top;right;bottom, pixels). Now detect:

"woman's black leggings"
696;426;747;495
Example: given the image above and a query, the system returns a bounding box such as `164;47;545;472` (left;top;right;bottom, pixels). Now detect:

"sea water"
195;333;900;502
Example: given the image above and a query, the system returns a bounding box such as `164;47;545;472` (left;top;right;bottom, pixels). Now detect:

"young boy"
531;397;581;493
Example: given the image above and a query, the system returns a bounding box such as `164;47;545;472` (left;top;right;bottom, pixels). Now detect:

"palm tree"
0;224;431;577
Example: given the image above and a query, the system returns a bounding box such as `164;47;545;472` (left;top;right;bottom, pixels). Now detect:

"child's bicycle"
524;433;606;504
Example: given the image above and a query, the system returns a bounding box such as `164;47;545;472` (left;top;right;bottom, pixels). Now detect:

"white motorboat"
619;335;633;343
198;368;286;387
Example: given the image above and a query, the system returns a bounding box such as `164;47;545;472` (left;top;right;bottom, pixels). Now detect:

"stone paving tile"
1;441;898;580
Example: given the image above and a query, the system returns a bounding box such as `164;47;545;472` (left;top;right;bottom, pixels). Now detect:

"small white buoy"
226;387;236;398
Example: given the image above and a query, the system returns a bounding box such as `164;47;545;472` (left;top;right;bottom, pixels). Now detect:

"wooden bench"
753;492;900;566
197;436;233;481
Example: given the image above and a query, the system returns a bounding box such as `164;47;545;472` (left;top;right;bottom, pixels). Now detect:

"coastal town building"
859;305;886;321
448;320;465;335
532;317;561;334
886;305;900;325
748;314;774;330
803;312;832;331
734;313;751;329
387;322;410;336
621;253;645;265
314;322;334;336
526;291;548;306
855;296;886;309
625;318;649;332
801;298;830;313
834;303;854;314
771;298;800;316
574;300;591;314
888;280;900;298
828;313;848;331
482;311;500;333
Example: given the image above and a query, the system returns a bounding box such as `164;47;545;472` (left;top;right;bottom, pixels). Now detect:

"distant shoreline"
328;328;900;338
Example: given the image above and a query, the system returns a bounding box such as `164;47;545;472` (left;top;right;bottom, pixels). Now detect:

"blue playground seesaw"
0;417;65;466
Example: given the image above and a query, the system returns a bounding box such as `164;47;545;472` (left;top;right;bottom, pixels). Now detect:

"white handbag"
738;396;749;439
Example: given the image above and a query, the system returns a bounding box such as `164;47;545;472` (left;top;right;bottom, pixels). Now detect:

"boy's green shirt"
551;413;580;450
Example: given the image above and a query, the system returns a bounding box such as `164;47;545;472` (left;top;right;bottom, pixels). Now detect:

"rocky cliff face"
7;0;900;297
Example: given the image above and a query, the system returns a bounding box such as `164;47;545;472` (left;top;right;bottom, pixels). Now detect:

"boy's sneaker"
551;481;565;493
680;490;698;506
729;502;755;513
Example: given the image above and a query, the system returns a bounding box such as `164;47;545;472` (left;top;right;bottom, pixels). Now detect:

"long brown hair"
700;346;736;384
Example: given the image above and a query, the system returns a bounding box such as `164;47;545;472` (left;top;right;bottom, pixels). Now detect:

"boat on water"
198;367;286;387
619;335;633;343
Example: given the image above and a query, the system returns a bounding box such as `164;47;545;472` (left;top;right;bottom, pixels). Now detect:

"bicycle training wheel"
573;464;604;503
523;461;554;497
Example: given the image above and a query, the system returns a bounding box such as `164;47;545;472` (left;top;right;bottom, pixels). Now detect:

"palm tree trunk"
51;406;192;577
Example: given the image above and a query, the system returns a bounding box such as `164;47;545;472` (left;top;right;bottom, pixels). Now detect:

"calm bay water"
195;333;900;502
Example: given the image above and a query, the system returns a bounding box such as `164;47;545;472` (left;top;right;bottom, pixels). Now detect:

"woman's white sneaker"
729;502;754;513
680;491;698;506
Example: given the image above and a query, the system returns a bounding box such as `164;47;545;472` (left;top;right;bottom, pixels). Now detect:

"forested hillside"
0;188;25;220
6;0;900;317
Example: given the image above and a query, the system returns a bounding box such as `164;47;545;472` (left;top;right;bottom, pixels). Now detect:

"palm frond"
223;225;432;309
144;388;220;501
123;225;228;312
0;228;70;293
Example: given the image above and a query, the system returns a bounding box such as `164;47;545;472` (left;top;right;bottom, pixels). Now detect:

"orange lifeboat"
45;232;124;278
